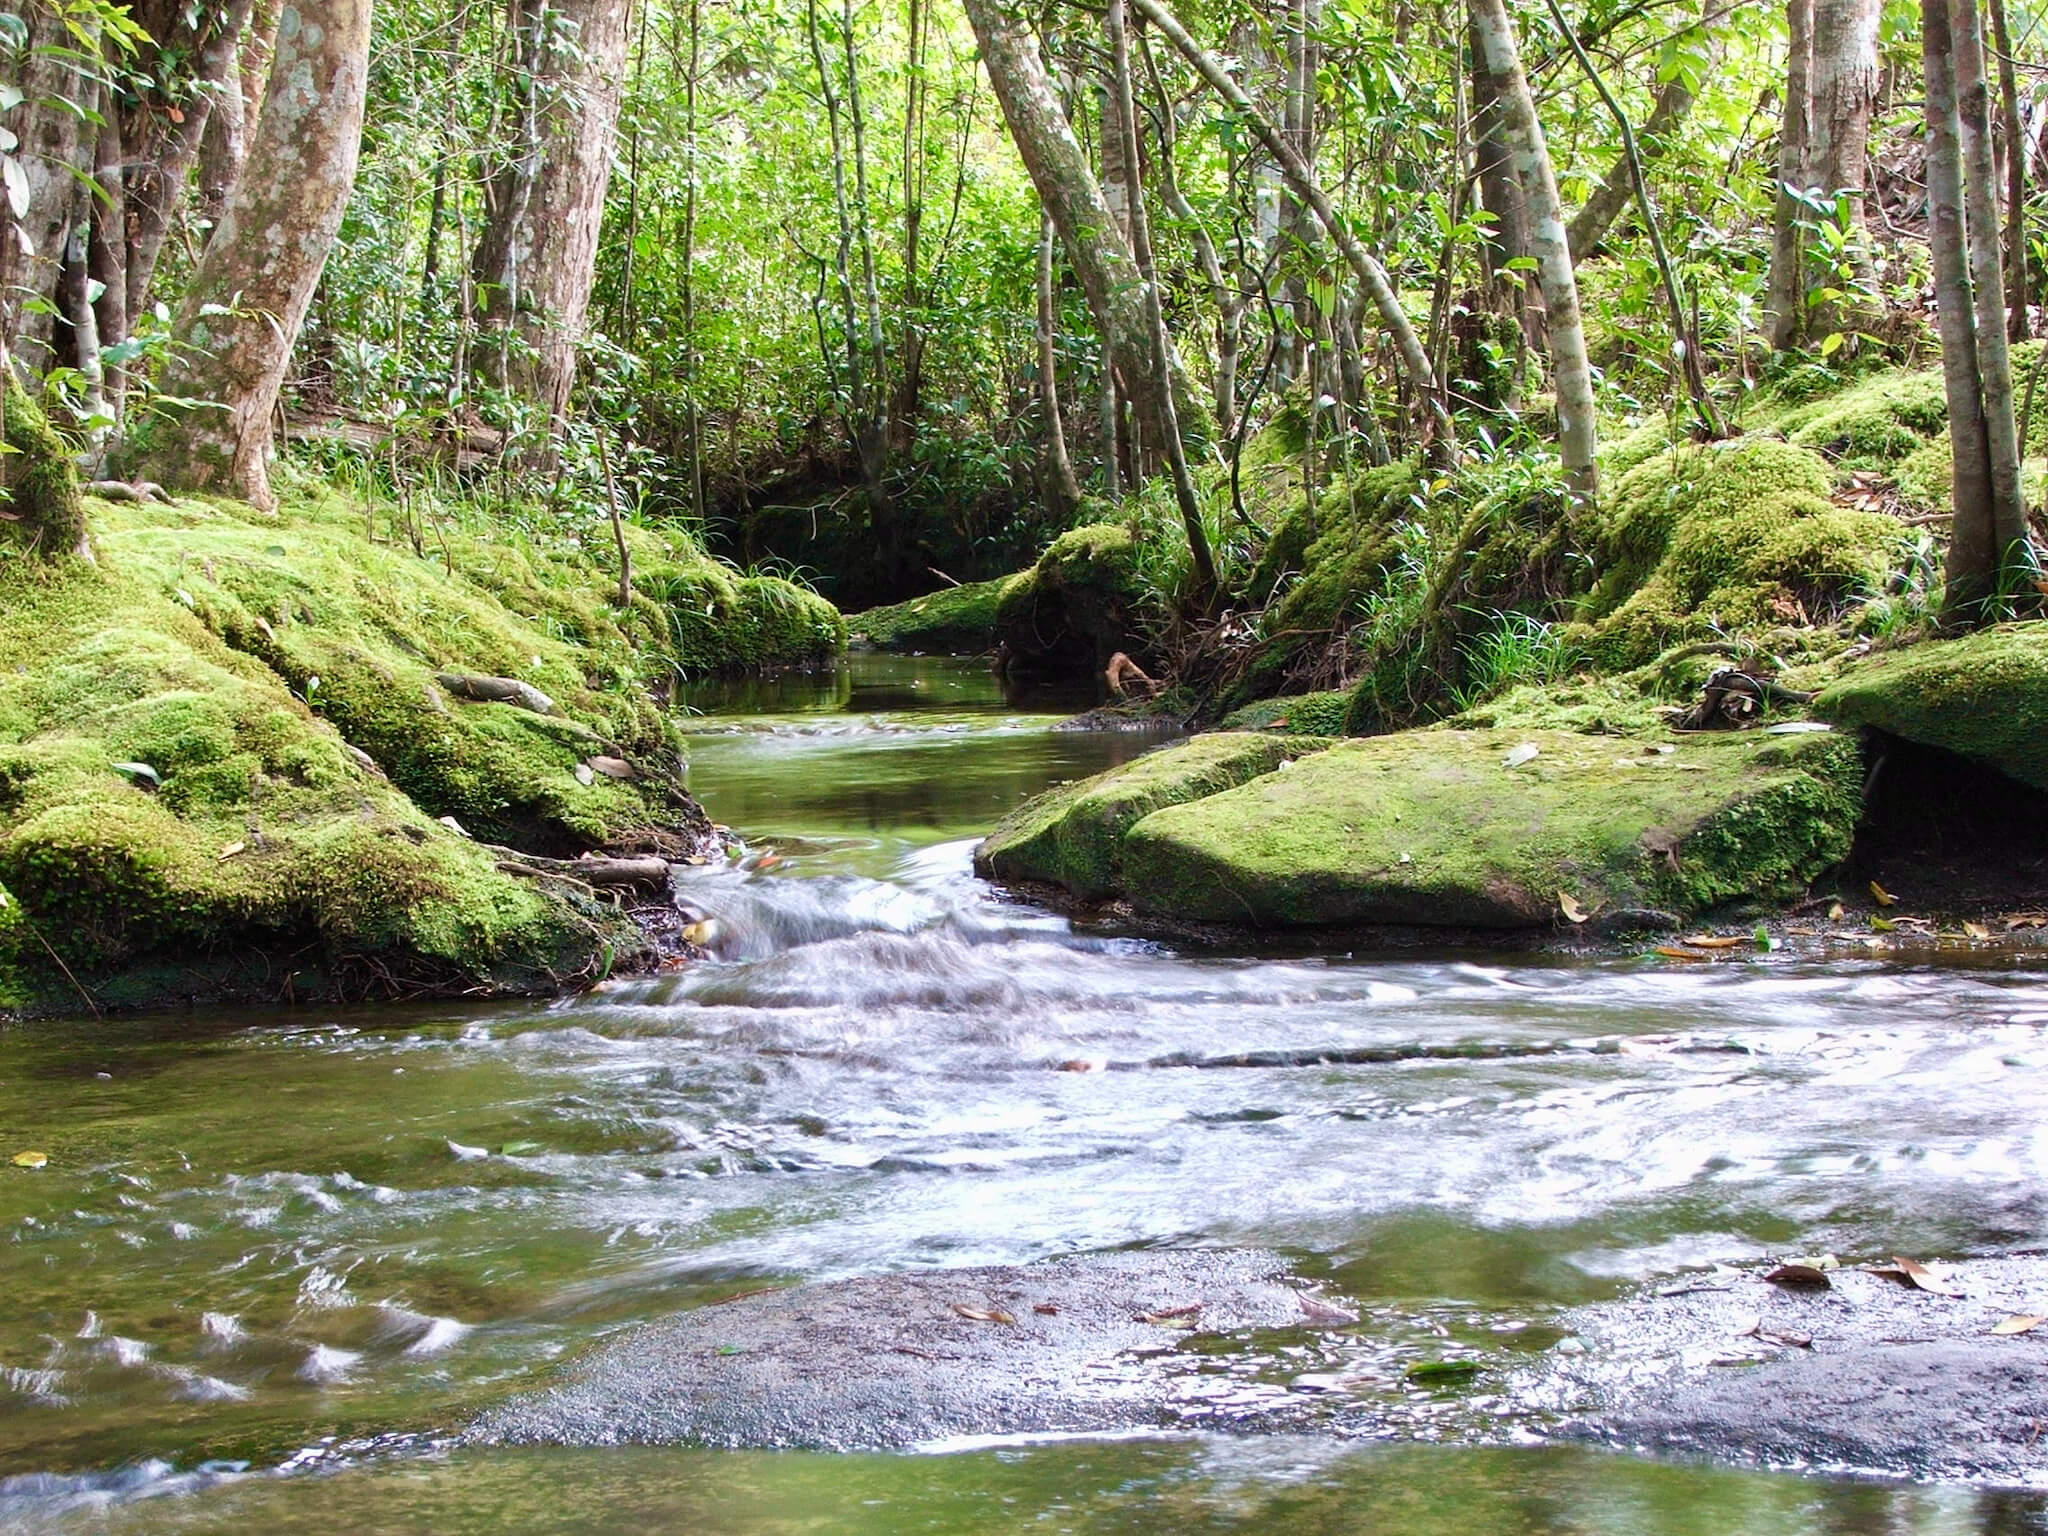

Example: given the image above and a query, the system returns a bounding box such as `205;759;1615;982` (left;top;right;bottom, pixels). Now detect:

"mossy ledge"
850;573;1018;653
0;473;844;1019
978;725;1862;931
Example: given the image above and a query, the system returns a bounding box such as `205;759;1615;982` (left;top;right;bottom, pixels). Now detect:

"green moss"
975;732;1330;899
1117;726;1862;928
0;548;636;1017
1565;438;1900;669
851;574;1019;653
2;380;86;559
1218;690;1353;736
1769;369;1950;472
1814;622;2048;790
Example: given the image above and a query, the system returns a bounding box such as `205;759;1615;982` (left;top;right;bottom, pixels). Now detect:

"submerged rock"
976;731;1327;900
979;724;1861;930
1539;1255;2048;1485
1816;622;2048;791
474;1250;1340;1451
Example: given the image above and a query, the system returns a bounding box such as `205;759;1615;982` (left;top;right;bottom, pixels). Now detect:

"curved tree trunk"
1466;0;1596;496
1766;0;1815;348
1567;0;1729;262
1036;211;1083;512
963;0;1211;466
119;0;371;509
471;0;634;430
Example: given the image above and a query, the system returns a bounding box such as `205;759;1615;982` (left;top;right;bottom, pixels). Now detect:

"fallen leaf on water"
11;1150;47;1169
1679;934;1743;949
1737;1320;1814;1349
950;1304;1016;1325
1867;1256;1965;1297
1869;915;1897;933
1559;891;1589;924
1405;1358;1482;1383
1653;946;1707;962
1764;1263;1833;1291
1297;1294;1359;1324
1503;742;1540;770
1870;880;1898;907
216;842;246;862
1963;921;1992;940
1993;1314;2048;1335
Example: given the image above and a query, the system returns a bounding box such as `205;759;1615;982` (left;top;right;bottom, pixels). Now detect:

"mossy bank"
0;417;846;1019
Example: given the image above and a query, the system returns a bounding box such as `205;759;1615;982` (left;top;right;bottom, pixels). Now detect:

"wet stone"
472;1249;1348;1451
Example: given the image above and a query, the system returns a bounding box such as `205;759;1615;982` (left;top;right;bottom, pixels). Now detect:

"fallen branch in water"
482;843;673;890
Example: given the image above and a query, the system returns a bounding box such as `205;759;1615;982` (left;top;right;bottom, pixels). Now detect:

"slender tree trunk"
471;0;634;429
88;82;129;414
1809;0;1880;227
1567;0;1729;261
679;0;705;521
119;0;261;321
117;0;372;509
1989;0;2028;337
1128;0;1445;434
1037;211;1083;512
1927;0;2000;621
1767;0;1815;349
1469;14;1535;330
1949;0;2026;576
0;4;97;373
1466;0;1596;495
1109;0;1216;598
963;0;1211;470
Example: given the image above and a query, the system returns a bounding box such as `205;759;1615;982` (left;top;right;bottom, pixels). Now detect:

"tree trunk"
1989;0;2028;337
88;80;129;413
117;0;372;509
1926;0;2000;621
1948;0;2026;584
1466;0;1596;495
0;3;98;373
471;0;634;429
1809;0;1880;225
1037;211;1083;512
1567;0;1729;261
118;0;261;323
963;0;1210;467
1469;14;1534;327
1766;0;1815;349
1128;0;1445;433
1108;0;1216;599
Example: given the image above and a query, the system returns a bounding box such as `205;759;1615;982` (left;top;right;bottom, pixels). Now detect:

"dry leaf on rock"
1867;1256;1965;1297
1559;892;1589;924
1991;1314;2047;1335
1679;934;1742;950
1764;1263;1833;1291
1870;880;1898;907
949;1304;1016;1324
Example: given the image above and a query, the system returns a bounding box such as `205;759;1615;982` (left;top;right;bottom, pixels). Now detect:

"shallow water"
3;653;2046;1532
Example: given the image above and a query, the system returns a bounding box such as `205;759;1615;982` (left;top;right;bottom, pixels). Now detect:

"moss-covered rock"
1814;623;2048;790
975;732;1329;899
1566;437;1902;669
637;558;845;675
2;379;87;559
1218;690;1352;736
851;574;1018;653
1114;726;1861;929
0;546;639;1018
995;524;1149;678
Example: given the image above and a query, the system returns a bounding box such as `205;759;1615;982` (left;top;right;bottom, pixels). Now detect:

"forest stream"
1;654;2046;1533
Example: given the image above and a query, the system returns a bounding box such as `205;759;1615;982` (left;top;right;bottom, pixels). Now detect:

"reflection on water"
2;653;2045;1533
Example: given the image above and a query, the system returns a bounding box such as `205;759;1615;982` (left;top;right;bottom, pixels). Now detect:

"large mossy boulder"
1814;624;2048;790
995;524;1148;678
976;732;1328;899
1120;727;1862;928
851;573;1018;653
0;554;632;1018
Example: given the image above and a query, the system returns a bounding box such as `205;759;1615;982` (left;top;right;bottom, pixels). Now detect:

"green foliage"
1;381;86;559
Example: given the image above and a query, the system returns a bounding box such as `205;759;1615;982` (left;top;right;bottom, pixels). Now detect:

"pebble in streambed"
471;1250;1362;1451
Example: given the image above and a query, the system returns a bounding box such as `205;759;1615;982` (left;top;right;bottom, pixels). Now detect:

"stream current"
2;653;2047;1532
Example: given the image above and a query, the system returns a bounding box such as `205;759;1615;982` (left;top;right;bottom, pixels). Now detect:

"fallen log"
435;673;557;716
482;843;672;890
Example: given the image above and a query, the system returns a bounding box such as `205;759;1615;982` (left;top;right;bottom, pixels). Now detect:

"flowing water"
4;653;2048;1533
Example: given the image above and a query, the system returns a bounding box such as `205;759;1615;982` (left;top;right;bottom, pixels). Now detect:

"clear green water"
3;653;2045;1532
